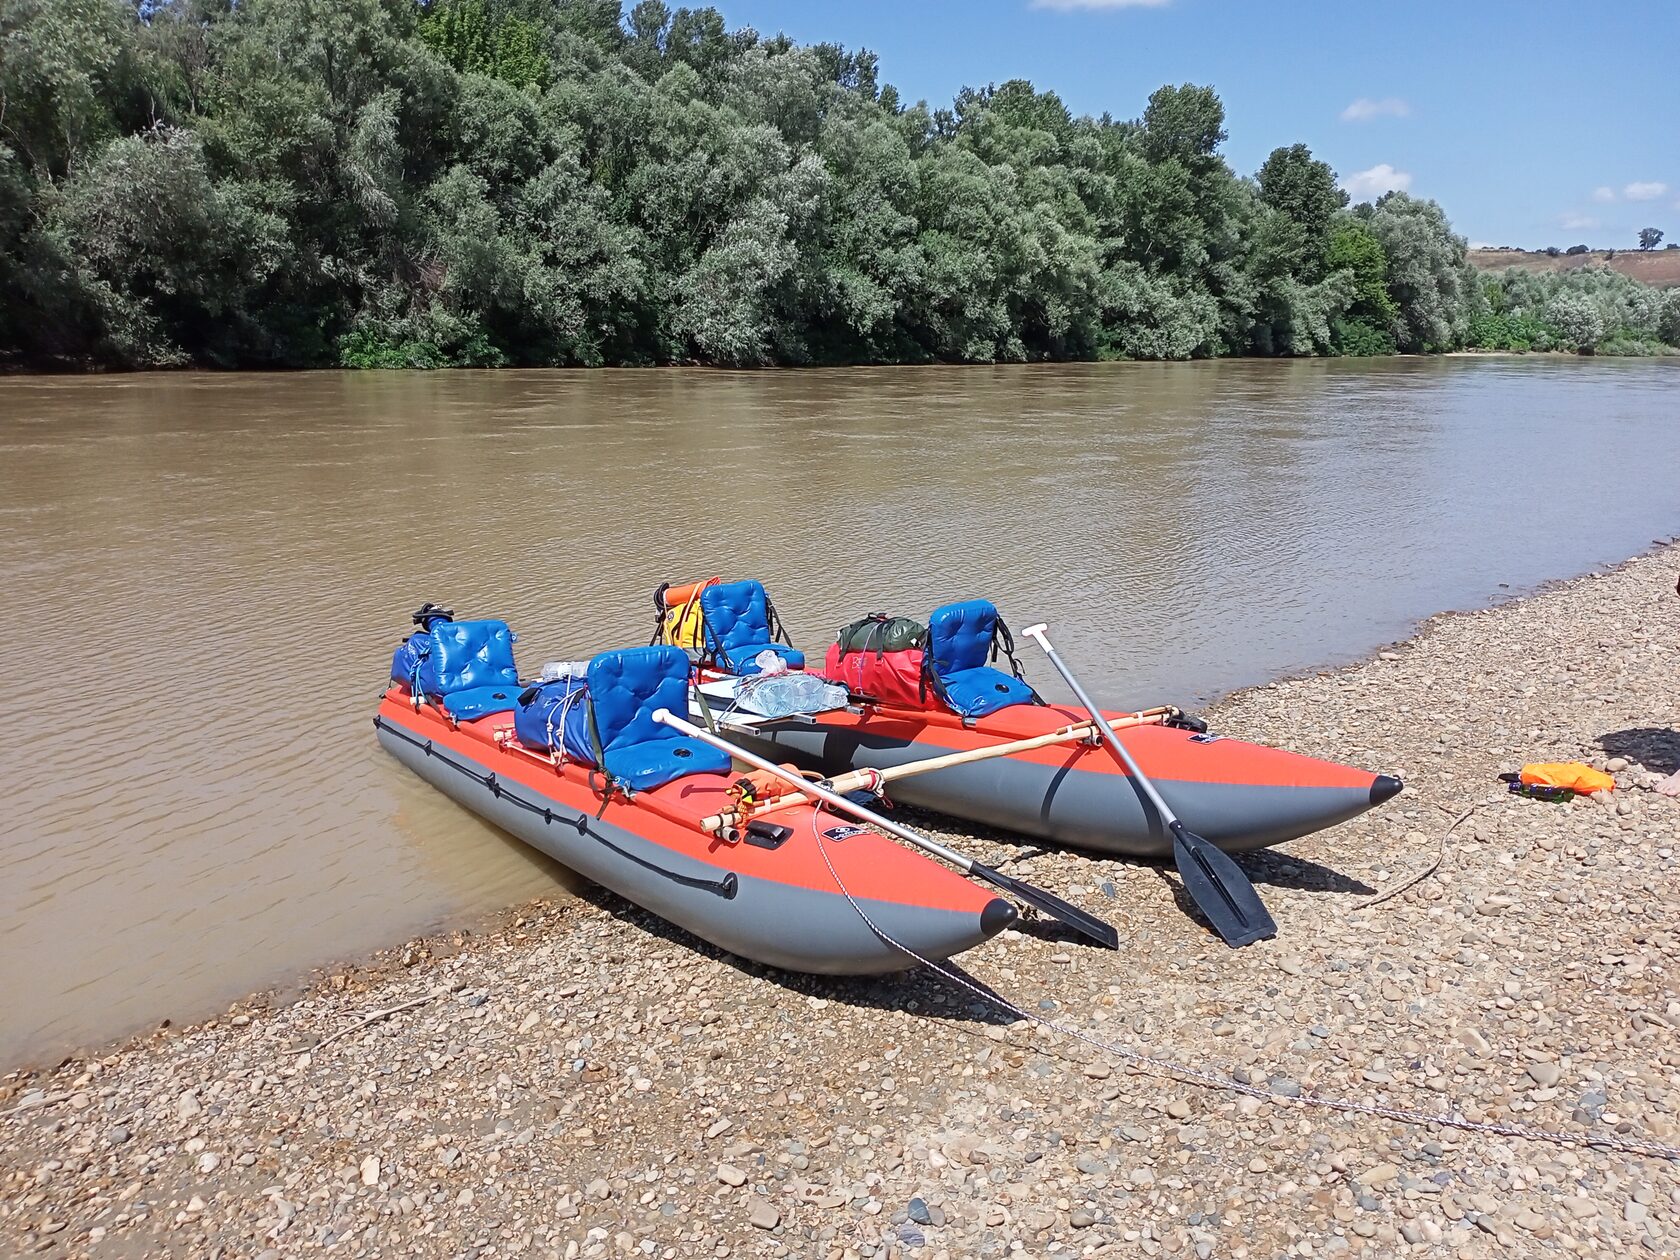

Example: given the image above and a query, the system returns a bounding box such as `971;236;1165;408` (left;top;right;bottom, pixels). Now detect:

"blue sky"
719;0;1679;250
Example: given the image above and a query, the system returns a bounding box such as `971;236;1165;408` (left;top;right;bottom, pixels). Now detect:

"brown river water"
3;357;1677;1066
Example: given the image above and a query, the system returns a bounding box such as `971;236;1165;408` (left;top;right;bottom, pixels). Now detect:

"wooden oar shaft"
828;708;1174;792
697;707;1177;832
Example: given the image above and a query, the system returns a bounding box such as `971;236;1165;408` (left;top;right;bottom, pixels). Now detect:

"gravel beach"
4;545;1678;1259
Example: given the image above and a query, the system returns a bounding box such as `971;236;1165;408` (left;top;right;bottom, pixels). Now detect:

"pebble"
747;1199;780;1230
717;1164;747;1187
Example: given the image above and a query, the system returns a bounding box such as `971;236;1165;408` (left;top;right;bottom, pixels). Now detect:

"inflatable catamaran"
376;581;1400;966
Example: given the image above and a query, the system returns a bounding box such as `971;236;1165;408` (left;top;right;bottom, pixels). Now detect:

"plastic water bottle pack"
735;670;848;719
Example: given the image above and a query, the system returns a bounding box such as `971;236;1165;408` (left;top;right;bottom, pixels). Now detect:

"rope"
802;803;1680;1164
542;679;586;770
1354;795;1490;910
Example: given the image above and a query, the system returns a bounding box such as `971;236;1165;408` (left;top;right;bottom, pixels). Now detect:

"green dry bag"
835;614;927;658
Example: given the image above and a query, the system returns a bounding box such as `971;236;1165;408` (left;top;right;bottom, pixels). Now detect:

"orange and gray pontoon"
673;587;1402;861
376;611;1016;974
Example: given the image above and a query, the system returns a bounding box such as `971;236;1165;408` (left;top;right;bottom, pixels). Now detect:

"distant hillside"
1470;248;1680;289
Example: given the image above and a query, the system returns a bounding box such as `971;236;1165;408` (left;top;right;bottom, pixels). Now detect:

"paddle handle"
1019;623;1179;827
652;709;974;874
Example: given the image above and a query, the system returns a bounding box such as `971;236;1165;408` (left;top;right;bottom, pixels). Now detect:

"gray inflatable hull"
376;720;1009;974
729;724;1382;858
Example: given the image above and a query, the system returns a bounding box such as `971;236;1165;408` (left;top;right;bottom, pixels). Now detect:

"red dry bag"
823;642;927;709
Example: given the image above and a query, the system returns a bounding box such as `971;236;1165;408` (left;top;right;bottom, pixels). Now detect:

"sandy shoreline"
3;545;1677;1257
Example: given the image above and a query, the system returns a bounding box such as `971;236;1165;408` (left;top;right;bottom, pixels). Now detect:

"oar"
652;708;1120;950
1019;624;1277;948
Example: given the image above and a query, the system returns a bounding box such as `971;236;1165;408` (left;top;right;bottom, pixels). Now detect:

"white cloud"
1341;164;1412;200
1560;213;1599;230
1031;0;1170;8
1591;186;1616;203
1340;97;1411;122
1624;181;1668;201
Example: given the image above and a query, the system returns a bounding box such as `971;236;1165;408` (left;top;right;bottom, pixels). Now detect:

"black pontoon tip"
1370;774;1404;806
980;897;1019;937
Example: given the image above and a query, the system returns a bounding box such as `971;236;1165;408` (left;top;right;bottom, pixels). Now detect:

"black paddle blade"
971;862;1120;950
1169;821;1277;948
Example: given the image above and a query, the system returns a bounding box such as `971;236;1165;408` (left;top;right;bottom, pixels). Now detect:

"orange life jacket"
652;577;720;651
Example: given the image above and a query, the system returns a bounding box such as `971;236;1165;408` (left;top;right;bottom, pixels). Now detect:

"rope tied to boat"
801;802;1680;1164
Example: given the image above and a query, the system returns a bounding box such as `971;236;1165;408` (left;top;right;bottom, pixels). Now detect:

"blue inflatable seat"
586;645;730;792
698;580;804;675
926;600;1039;720
417;619;522;720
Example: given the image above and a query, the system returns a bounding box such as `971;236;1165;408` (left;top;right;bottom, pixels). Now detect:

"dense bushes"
1467;268;1680;356
1;0;1676;369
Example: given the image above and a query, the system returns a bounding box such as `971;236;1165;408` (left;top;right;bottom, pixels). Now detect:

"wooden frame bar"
699;706;1177;833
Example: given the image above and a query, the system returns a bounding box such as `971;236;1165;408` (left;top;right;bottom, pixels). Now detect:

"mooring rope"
804;802;1680;1164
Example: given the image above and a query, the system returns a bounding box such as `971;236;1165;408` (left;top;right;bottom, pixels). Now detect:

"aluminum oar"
652;708;1120;950
1019;624;1277;948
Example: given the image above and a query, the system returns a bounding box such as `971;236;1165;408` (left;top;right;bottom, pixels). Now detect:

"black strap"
766;596;792;651
697;602;720;669
867;615;889;660
648;581;671;645
994;615;1029;683
373;716;735;898
584;695;631;806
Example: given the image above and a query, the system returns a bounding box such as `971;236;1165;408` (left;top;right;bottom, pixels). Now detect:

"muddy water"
2;357;1677;1065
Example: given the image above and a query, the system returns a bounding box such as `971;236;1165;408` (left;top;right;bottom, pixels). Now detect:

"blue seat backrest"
419;619;518;696
699;580;773;658
927;600;1000;679
586;645;691;753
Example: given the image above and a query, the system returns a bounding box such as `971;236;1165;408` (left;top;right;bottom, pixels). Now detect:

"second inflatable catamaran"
652;578;1404;946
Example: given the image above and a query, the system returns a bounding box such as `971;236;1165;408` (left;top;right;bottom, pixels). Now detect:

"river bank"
10;357;1678;1071
3;545;1678;1258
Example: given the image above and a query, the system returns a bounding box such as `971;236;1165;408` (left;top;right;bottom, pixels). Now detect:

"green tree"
1255;143;1346;276
1658;290;1680;346
1545;291;1603;353
1360;192;1472;351
1323;220;1397;355
1638;227;1663;251
1138;83;1226;168
418;0;494;77
6;0;1659;369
